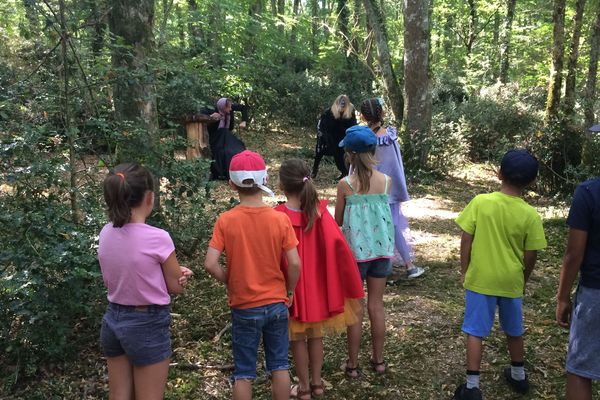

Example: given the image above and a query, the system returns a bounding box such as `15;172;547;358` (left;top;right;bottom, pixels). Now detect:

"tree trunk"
271;0;277;15
187;0;203;56
544;0;566;125
403;0;432;166
499;0;517;84
562;0;587;116
87;0;106;58
337;0;350;55
351;0;361;55
277;0;285;33
59;0;80;224
310;0;319;55
363;0;403;123
465;0;477;55
22;0;39;40
584;0;600;127
108;0;159;163
290;0;301;45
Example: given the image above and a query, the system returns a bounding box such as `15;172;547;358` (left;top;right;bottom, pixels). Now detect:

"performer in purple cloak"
360;98;425;280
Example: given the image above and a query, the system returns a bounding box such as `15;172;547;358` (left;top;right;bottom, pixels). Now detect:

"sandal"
342;359;361;379
310;381;325;397
370;359;387;375
290;384;312;400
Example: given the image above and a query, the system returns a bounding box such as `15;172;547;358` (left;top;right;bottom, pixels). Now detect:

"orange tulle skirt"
288;298;362;341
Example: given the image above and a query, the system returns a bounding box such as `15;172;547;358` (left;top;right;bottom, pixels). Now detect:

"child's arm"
285;247;301;292
204;247;227;284
161;251;186;295
556;228;588;328
523;250;537;283
334;180;348;226
460;231;474;278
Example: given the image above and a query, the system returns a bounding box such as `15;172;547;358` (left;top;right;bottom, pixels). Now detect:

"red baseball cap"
229;150;274;196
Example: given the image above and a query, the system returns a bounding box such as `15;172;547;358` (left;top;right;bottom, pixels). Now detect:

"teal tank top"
342;176;395;262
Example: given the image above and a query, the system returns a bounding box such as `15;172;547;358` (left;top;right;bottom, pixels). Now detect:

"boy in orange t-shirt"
204;150;301;400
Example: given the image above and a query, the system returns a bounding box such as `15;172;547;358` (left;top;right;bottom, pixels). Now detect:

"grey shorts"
566;285;600;380
100;302;172;366
357;258;392;280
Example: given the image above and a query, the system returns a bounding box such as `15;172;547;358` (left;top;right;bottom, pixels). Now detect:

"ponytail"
279;159;321;231
103;163;154;228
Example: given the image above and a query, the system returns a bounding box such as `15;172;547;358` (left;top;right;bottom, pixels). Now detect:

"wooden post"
184;114;212;160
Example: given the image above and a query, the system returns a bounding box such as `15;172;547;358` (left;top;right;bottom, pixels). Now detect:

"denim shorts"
461;290;524;337
566;285;600;380
100;302;172;366
358;258;393;280
231;302;289;380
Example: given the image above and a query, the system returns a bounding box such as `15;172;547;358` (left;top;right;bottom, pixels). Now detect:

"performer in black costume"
202;97;248;180
311;94;357;179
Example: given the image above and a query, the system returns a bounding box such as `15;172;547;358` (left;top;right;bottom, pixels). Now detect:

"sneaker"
407;266;425;279
453;383;482;400
503;367;529;394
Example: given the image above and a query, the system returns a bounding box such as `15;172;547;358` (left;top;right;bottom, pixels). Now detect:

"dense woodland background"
2;0;600;398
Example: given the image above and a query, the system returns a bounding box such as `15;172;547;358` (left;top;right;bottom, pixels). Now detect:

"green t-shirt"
455;192;547;298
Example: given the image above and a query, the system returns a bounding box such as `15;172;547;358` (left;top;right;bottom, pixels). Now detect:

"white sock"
466;372;480;389
511;364;525;381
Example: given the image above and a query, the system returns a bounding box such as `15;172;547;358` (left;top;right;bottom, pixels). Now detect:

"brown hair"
103;163;154;228
279;159;320;231
360;98;384;125
345;149;377;193
232;179;263;195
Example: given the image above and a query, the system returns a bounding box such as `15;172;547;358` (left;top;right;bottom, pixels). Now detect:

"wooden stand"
184;114;212;160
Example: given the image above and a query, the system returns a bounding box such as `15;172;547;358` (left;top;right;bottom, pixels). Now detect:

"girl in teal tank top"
334;124;395;377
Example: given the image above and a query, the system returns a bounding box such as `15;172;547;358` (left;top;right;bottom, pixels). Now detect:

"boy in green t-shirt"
453;149;547;400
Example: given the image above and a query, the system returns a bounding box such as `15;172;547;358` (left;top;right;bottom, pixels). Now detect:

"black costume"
312;108;357;178
202;103;248;180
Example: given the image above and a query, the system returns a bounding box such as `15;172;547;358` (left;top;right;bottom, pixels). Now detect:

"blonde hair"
331;95;354;120
345;149;377;193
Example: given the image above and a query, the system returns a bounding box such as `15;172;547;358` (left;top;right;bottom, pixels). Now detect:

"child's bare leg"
346;300;363;373
366;276;387;369
233;379;252;400
308;338;324;390
291;339;310;393
466;335;483;371
566;373;592;400
271;370;291;400
132;359;170;400
107;355;134;400
506;335;524;362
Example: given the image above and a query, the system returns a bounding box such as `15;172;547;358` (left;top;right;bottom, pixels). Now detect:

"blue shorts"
100;302;172;366
358;258;392;280
461;290;524;338
231;302;289;380
566;285;600;380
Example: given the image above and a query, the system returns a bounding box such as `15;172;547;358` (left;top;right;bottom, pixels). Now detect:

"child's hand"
178;266;193;286
556;298;572;328
285;292;294;308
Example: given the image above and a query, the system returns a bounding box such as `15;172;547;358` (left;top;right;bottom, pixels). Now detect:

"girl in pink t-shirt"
98;163;192;399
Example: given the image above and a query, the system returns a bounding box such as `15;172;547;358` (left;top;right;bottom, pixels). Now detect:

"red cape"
275;200;364;323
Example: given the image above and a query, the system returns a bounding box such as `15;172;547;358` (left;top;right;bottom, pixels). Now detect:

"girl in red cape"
275;158;364;399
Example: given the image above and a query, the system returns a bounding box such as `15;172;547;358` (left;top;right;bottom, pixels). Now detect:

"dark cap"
339;125;377;153
500;149;539;187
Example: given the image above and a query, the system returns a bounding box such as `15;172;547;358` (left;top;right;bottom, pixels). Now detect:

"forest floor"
7;126;600;400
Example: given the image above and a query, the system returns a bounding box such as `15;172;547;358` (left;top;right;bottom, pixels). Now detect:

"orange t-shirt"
209;205;299;309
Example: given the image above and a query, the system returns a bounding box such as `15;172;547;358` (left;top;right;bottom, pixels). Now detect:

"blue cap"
500;149;539;186
339;125;377;152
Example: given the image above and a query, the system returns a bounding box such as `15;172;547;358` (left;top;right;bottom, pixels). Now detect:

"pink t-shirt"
98;223;175;305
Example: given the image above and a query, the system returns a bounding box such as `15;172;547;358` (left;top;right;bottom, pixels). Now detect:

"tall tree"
499;0;517;83
584;0;600;127
544;0;566;125
187;0;203;56
108;0;159;161
337;0;350;56
403;0;432;166
562;0;587;116
363;0;403;122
